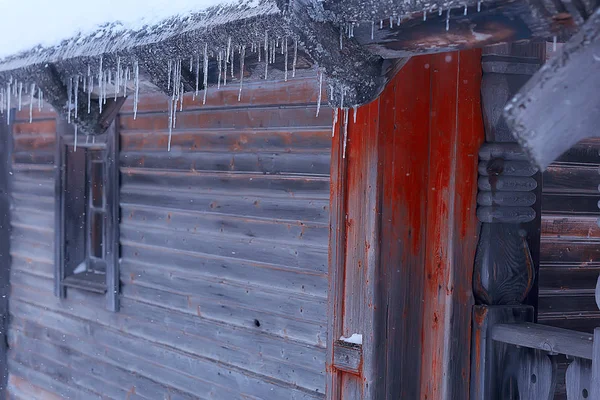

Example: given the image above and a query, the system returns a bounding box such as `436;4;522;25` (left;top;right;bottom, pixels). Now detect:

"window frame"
54;118;120;312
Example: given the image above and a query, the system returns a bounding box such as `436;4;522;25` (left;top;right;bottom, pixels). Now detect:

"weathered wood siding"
538;138;600;399
7;77;331;399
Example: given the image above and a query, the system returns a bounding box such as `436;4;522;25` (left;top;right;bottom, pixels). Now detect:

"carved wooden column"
470;42;549;400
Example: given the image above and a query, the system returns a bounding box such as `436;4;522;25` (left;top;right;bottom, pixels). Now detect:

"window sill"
62;271;107;294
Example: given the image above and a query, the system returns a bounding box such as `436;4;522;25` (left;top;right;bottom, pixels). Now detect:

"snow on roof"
0;0;271;69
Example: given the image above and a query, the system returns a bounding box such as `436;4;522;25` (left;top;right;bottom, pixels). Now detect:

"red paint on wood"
328;49;483;399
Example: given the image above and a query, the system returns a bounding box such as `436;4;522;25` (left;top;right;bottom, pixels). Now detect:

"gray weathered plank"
566;357;592;400
491;322;594;359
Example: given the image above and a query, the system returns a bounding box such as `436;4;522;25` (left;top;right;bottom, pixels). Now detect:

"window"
55;120;120;311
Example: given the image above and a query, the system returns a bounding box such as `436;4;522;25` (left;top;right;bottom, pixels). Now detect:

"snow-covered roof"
0;0;277;72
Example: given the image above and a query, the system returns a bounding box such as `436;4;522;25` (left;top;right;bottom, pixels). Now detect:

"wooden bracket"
28;64;126;136
333;340;363;375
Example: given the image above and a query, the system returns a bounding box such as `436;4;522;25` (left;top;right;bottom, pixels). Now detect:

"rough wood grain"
591;328;600;399
491;322;594;359
332;341;362;375
566;357;592;400
516;348;557;400
505;9;600;170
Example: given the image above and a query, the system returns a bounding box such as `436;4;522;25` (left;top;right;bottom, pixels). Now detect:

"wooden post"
470;42;546;400
327;50;483;399
0;109;13;396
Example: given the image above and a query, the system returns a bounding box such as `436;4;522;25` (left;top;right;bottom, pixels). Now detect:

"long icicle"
332;108;338;137
134;60;140;119
264;31;269;79
292;38;298;78
342;108;349;158
195;54;200;99
203;43;209;105
29;83;35;123
18;82;22;111
67;77;72;124
74;75;79;120
284;37;288;82
316;70;323;117
217;51;222;89
238;45;246;102
74;124;78;152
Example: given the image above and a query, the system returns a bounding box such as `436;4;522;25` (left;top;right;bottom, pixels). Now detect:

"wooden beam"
505;8;600;170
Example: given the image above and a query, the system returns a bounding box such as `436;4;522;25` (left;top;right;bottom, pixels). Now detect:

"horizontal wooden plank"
538;266;600;293
491;322;594;359
120;224;327;274
11;207;53;230
10;315;324;400
120;168;330;199
121;187;329;223
122;282;326;347
10;254;53;279
12;121;56;136
120;129;332;154
555;138;600;164
120;78;325;113
121;261;327;323
541;239;600;266
120;246;327;295
542;193;600;215
542;215;600;238
13;104;57;122
7;375;64;400
122;205;328;246
119;106;332;132
9;285;327;393
543;164;600;194
12;151;54;165
10;237;53;262
8;345;131;400
539;294;600;315
535;317;600;334
121;151;331;175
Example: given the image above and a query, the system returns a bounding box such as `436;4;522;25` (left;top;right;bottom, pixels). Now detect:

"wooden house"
0;0;599;399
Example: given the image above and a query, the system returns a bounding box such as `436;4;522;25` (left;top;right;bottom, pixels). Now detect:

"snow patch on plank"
339;333;363;345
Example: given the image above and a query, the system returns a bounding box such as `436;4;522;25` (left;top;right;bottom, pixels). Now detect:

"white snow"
0;0;252;59
340;333;363;345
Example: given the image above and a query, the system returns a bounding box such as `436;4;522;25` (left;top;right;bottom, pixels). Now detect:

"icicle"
477;1;481;12
116;57;121;98
203;43;209;105
103;70;108;105
6;81;10;125
339;29;343;50
264;32;269;79
190;56;193;73
230;47;234;78
397;15;401;25
284;37;289;82
74;75;79;120
464;5;468;15
38;88;42;112
67;77;73;124
553;35;557;51
340;87;345;110
353;105;358;123
292;38;298;78
168;98;173;151
316;71;323;117
98;57;103;114
226;37;232;68
180;82;184;112
238;45;246;101
29;83;35;123
168;60;172;90
258;41;262;62
223;49;228;86
423;11;427;21
195;55;200;99
88;75;93;114
342;108;349;158
389;16;393;29
74;124;78;152
134;60;140;119
446;9;450;31
439;8;443;16
18;82;22;111
218;51;222;89
380;20;383;29
332;108;338;137
272;40;276;64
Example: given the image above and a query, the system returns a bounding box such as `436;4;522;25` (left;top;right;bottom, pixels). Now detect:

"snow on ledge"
0;0;260;59
339;333;363;345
